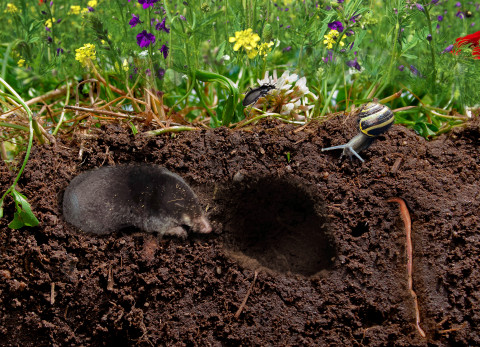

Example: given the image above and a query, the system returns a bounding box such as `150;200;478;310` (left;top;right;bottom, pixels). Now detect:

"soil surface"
1;115;479;346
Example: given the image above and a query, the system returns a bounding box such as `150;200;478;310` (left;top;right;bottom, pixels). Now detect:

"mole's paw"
162;226;188;239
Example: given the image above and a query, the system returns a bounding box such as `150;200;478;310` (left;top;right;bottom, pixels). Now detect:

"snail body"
322;102;394;163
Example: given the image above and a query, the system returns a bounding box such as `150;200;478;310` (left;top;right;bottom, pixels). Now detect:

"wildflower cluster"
128;0;169;58
251;71;316;121
4;3;18;14
75;43;96;67
229;28;273;59
323;29;346;50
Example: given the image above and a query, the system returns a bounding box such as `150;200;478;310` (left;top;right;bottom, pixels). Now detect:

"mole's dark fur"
62;165;211;238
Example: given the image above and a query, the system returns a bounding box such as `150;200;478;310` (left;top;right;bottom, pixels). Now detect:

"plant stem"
0;77;35;196
422;1;437;82
144;126;199;136
319;77;341;118
53;80;71;135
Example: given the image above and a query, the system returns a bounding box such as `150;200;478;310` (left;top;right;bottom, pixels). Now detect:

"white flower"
248;70;317;121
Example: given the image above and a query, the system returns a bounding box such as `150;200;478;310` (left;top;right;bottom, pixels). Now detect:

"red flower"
454;30;480;59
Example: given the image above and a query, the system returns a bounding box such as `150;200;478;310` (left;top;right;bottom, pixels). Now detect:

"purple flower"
349;13;360;23
398;65;405;71
455;2;461;7
323;50;334;64
328;21;344;32
442;44;454;53
87;6;94;12
427;34;432;41
180;15;186;21
47;36;53;43
283;46;292;52
156;66;165;80
409;65;421;77
415;3;424;12
346;56;361;71
338;0;345;3
159;44;169;59
129;14;141;28
137;30;156;48
138;0;159;9
155;17;170;33
145;69;151;77
56;47;64;56
456;11;465;19
437;15;443;21
430;0;439;4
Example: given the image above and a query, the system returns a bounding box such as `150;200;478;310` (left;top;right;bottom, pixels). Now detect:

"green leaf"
216;41;226;62
129;121;138;135
8;190;39;228
401;53;418;60
221;95;236;126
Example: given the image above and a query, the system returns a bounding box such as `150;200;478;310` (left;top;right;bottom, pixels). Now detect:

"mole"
62;165;212;238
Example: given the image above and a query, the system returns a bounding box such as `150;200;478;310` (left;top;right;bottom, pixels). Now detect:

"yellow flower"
69;6;81;15
258;41;274;57
75;43;96;67
323;29;346;49
247;49;258;59
45;18;56;28
229;28;260;52
5;3;19;14
17;59;25;67
88;0;98;7
81;8;90;14
122;59;129;72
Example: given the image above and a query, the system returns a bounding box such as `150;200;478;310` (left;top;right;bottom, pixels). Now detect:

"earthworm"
387;197;426;338
234;270;258;319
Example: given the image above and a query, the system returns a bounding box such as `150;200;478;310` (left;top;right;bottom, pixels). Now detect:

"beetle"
242;83;277;107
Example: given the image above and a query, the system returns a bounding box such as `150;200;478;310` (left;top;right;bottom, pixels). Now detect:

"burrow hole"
216;176;336;276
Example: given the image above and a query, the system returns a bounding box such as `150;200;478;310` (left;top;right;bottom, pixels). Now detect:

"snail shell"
358;102;394;137
321;102;394;163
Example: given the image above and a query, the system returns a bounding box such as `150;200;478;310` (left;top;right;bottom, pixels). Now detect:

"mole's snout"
194;215;212;234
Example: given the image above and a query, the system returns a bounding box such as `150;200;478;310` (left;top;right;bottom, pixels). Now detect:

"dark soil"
1;115;479;346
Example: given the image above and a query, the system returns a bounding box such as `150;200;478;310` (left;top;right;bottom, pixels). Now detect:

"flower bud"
263;24;273;43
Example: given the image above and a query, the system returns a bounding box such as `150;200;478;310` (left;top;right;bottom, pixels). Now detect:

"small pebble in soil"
63;164;211;238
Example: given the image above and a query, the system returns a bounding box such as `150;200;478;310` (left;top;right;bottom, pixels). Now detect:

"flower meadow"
1;0;480;140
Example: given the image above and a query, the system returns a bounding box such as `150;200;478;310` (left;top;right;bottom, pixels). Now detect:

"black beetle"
242;83;276;107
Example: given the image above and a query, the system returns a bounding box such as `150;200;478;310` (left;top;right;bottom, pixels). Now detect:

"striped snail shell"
322;102;394;163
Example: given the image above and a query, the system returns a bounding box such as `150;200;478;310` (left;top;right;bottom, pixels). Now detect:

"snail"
321;102;394;163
